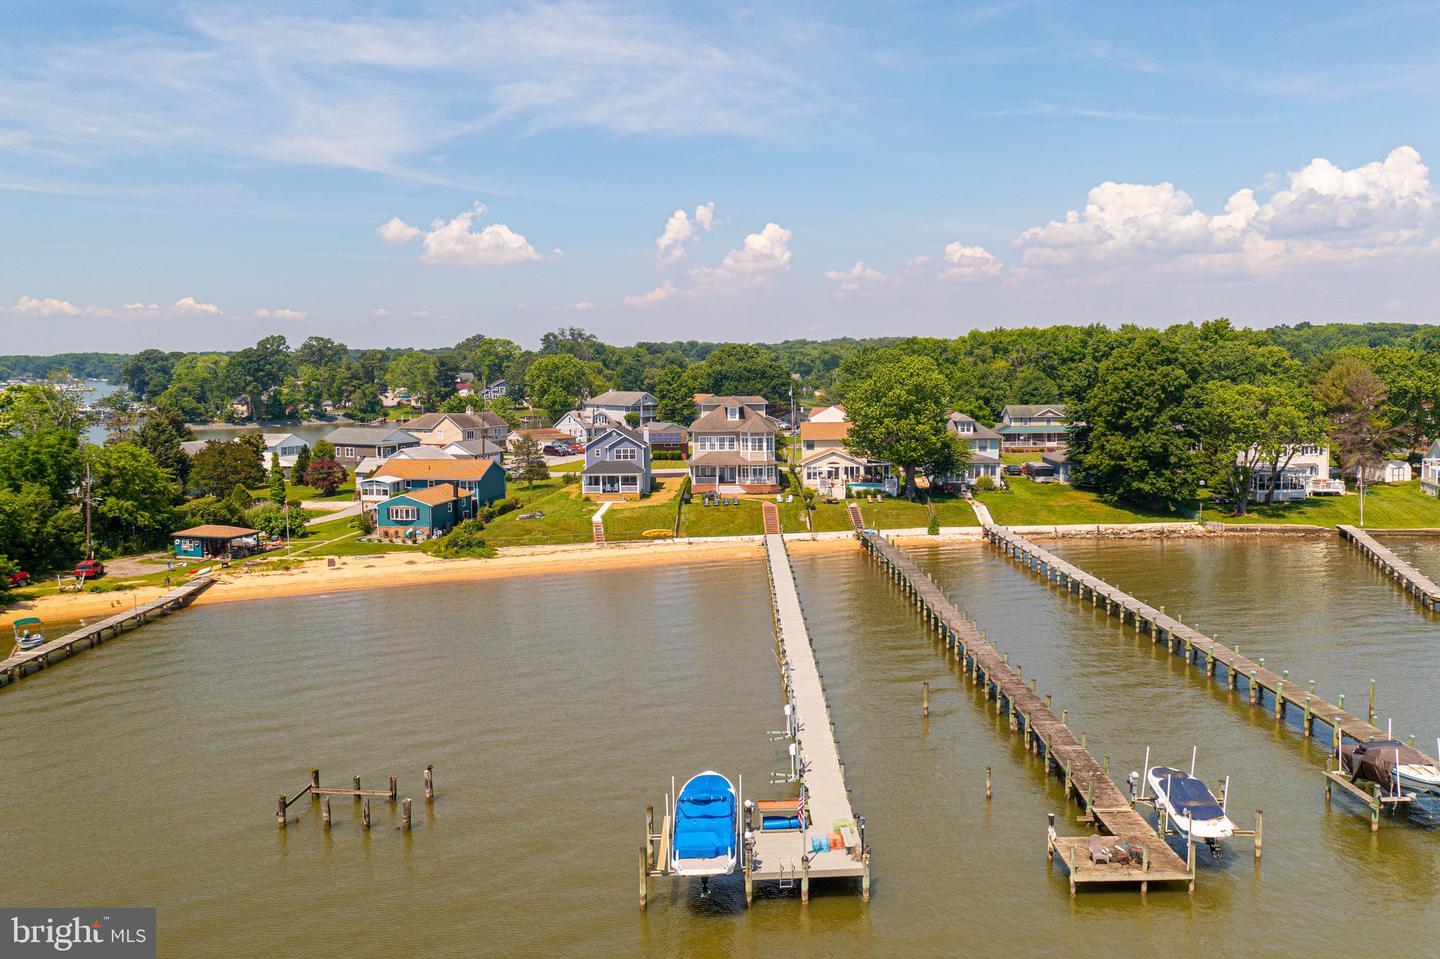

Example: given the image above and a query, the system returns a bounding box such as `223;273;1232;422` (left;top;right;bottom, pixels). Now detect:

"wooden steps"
847;503;865;531
762;502;781;535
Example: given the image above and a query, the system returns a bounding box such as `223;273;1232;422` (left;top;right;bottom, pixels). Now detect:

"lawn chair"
1087;835;1112;865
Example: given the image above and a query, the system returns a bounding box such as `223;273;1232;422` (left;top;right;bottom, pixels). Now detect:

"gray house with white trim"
581;425;653;499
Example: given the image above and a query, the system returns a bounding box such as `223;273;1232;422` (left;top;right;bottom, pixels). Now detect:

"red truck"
73;559;106;579
6;570;30;588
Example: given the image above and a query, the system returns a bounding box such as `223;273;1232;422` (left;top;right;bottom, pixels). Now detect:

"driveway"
305;501;361;525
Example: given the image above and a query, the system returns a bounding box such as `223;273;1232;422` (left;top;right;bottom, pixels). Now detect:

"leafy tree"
268;452;287;504
157;354;229;421
312;438;335;461
244;503;309;537
540;327;607;363
225;335;294;420
455;335;522;387
1195;381;1327;513
293;443;312;480
509;435;550;488
1069;331;1198;508
0;381;85;435
135;405;194;484
386;352;448;409
237;432;265;459
429;518;494;558
295;336;348;370
843;357;954;496
178;495;245;529
191;440;264;497
348;383;382;419
485;395;522;429
654;365;697;423
0;483;83;571
86;443;180;553
227;483;255;517
692;343;788;403
523;354;608;421
0;427;82;503
119;349;178;400
303;458;347;496
1316;357;1396;479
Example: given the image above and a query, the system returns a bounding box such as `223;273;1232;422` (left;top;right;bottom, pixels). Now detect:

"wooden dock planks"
1338;524;1440;611
984;525;1439;769
0;575;215;688
858;531;1193;891
757;533;869;891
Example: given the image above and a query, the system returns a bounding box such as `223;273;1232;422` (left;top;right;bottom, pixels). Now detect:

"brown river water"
3;538;1438;957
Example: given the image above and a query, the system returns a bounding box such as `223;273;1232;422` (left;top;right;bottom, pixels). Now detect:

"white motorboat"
1146;764;1235;842
1342;740;1440;797
669;771;739;879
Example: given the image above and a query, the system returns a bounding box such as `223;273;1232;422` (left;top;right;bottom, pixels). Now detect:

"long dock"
0;575;215;689
983;525;1439;774
858;531;1193;894
1338;524;1440;611
751;532;870;900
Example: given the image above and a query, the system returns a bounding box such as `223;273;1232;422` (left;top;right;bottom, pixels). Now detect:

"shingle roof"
404;411;506;431
800;448;866;466
371;458;498;480
172;524;261;539
325;427;419;445
589;424;646;447
689;407;781;434
581;460;646;475
947;412;1003;440
1003;404;1068;418
688;451;778;467
442;438;503;456
389;483;473;506
646;421;685;433
1041;451;1072;466
392;446;456;460
800;421;850;442
585;390;655;407
510;428;570;442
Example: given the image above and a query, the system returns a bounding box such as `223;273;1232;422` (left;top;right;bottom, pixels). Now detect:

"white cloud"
624;281;677;306
570;301;595;311
11;295;80;316
824;261;889;295
252;307;307;320
372;308;389;316
695;222;792;282
122;302;158;312
377;217;422;245
381;202;539;266
1015;145;1437;273
656;201;717;267
941;243;1003;280
173;296;221;314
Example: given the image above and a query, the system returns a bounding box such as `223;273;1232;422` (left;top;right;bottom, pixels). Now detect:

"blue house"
171;524;263;559
375;484;475;541
358;457;507;510
581;425;652;499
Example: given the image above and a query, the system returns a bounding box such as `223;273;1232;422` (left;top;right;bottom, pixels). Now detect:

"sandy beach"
2;536;862;629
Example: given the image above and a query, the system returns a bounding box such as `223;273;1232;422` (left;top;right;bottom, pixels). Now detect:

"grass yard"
1000;451;1042;465
678;498;766;537
248;477;356;502
483;482;598;547
548;460;583;472
1213;480;1440;529
977;477;1191;525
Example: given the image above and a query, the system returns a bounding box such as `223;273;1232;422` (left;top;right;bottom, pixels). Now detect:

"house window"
388;505;418;522
465;430;476;439
613;447;637;461
805;467;819;480
726;406;740;420
621;476;638;488
343;447;355;458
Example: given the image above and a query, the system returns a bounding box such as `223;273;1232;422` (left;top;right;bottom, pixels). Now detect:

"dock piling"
276;794;287;828
922;681;930;718
985;766;992;800
362;798;371;830
321;796;331;829
402;798;413;831
424;765;434;801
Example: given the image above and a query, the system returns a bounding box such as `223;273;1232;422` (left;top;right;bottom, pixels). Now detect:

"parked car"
1003;464;1024;476
543;443;577;456
73;559;105;579
7;570;30;588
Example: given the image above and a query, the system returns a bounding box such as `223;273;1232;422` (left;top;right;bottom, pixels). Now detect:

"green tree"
429;518;494;558
0;381;85;435
293;443;312;480
303;458;347;496
119;349;178;400
692;343;788;402
86;443;180;553
654;365;697;423
295;336;348;370
312;438;335;461
157;353;229;421
843;357;954;496
523;354;608;422
386;352;446;409
268;452;287;505
0;483;83;571
0;427;83;503
135;404;195;484
190;440;264;497
509;434;550;488
485;395;522;429
1316;357;1396;480
1069;332;1198;508
225;335;294;420
1194;380;1327;514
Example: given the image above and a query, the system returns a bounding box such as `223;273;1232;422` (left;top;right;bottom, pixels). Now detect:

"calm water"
3;538;1438;957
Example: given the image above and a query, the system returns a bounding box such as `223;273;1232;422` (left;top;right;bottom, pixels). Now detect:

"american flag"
796;784;808;831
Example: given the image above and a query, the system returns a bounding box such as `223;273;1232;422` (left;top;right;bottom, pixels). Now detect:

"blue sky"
3;1;1438;352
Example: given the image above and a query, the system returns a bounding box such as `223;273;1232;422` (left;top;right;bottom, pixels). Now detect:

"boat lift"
1323;724;1440;829
1129;746;1261;859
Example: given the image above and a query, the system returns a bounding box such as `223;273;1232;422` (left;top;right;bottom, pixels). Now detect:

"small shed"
172;524;263;559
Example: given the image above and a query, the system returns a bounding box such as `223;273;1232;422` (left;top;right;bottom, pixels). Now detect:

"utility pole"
83;454;94;560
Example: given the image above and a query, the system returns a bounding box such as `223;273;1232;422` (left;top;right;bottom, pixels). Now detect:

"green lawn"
605;500;682;540
1214;480;1440;528
678;498;766;537
1000;451;1042;465
483;483;598;546
776;499;852;532
248;477;356;502
549;460;583;472
977;477;1191;525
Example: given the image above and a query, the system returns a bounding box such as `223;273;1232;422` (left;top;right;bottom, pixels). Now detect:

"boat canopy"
673;773;736;861
1152;767;1225;821
1345;740;1429;785
11;617;42;631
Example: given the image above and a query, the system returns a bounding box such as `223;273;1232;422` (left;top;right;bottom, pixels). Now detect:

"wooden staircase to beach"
847;502;866;531
592;518;606;545
762;502;781;535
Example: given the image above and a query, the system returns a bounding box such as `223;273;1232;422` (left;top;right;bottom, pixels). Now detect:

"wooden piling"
424;765;434;801
321;796;331;829
389;776;398;802
922;681;930;718
1254;810;1262;860
310;768;320;793
362;798;371;830
402;798;413;831
639;846;649;909
985;766;992;800
276;794;287;828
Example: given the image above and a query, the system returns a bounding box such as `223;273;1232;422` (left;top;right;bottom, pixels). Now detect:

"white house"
797;420;893;497
1245;444;1342;501
554;408;630;444
1423;441;1440;496
946;412;1003;486
582;390;657;425
261;432;309;472
996;404;1070;451
808;404;847;423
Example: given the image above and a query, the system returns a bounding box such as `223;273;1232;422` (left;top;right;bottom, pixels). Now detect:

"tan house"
797;421;892;497
688;401;781;493
404;410;508;447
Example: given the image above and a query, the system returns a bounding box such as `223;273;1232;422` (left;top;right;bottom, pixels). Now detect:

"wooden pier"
1;575;215;689
984;524;1440;827
751;532;870;900
1338;524;1440;611
858;531;1194;894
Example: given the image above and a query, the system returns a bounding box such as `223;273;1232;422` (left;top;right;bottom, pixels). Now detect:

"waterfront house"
583;390;657;425
695;393;769;417
358;458;507;510
403;410;508;447
581;425;653;499
1422;440;1440;496
997;405;1070;451
324;426;421;466
171;524;263;560
374;484;475;541
480;379;509;401
946;412;1004;486
688;401;781;493
262;432;310;473
553;408;628;444
1245;444;1342;501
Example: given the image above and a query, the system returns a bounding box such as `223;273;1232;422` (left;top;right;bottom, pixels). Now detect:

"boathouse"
171;524;263;560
